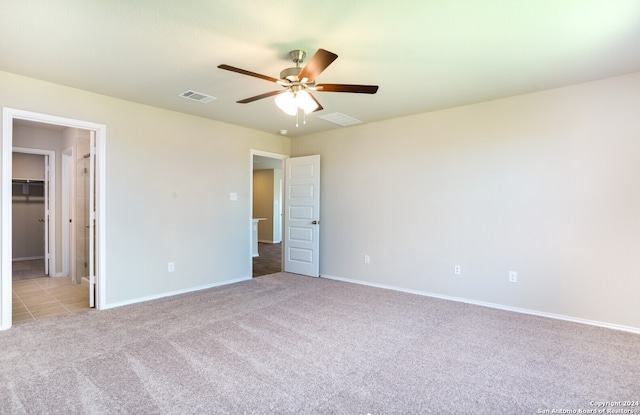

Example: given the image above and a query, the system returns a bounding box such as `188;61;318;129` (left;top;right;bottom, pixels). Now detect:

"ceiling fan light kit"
217;48;378;122
275;91;298;116
275;90;318;115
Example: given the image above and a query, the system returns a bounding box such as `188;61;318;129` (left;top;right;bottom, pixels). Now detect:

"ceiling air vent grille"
317;112;362;127
179;90;216;103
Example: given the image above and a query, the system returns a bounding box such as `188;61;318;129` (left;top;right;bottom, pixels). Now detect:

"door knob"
311;220;319;225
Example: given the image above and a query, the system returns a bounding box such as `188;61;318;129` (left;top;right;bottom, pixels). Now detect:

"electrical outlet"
454;265;461;275
168;262;175;272
509;271;517;283
364;255;370;264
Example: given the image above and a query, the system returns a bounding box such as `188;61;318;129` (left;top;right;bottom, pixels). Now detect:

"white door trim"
1;108;107;331
88;131;96;308
12;147;56;277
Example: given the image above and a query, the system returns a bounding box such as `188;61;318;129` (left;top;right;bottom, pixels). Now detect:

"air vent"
178;90;216;103
317;112;362;127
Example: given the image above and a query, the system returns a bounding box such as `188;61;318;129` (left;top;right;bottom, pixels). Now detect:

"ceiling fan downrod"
289;50;306;66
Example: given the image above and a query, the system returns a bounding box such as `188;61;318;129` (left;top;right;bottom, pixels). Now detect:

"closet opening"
11;174;48;279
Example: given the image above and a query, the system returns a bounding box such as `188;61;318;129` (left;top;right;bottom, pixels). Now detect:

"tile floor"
10;244;276;324
12;276;91;324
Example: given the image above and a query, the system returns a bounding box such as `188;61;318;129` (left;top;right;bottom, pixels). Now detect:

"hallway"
253;242;282;277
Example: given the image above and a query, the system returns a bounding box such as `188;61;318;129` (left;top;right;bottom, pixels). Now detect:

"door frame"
1;108;107;331
12;147;56;276
250;149;287;275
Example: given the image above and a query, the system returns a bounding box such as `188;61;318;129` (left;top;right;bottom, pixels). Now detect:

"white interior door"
61;149;72;279
284;155;320;277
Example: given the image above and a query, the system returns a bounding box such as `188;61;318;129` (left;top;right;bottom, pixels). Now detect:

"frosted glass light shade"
296;90;319;114
275;91;297;116
275;90;319;116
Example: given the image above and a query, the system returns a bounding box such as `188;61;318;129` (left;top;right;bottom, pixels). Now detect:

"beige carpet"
1;272;638;414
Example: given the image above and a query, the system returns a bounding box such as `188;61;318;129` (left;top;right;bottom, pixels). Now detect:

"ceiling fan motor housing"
280;66;303;81
280;50;307;81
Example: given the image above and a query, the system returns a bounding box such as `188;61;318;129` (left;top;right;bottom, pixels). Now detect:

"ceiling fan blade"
309;92;324;112
298;49;338;83
217;64;279;83
316;84;379;94
237;90;284;104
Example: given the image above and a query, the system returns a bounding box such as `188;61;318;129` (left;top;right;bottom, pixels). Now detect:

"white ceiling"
1;1;639;138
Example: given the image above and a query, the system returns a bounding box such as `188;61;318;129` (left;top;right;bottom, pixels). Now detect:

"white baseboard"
321;274;640;335
12;256;44;261
102;276;252;310
12;256;64;277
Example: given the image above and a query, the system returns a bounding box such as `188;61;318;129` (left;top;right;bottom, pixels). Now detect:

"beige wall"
252;168;283;243
12;152;45;179
3;68;639;331
253;169;274;242
292;72;640;330
1;70;290;307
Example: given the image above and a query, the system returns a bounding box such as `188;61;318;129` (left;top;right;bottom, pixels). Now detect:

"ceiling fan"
217;48;378;117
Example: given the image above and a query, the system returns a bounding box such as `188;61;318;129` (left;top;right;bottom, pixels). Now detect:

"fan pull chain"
296;109;299;127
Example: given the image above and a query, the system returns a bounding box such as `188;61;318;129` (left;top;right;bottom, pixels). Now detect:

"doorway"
12;150;53;279
250;151;322;279
1;108;106;331
251;150;286;277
